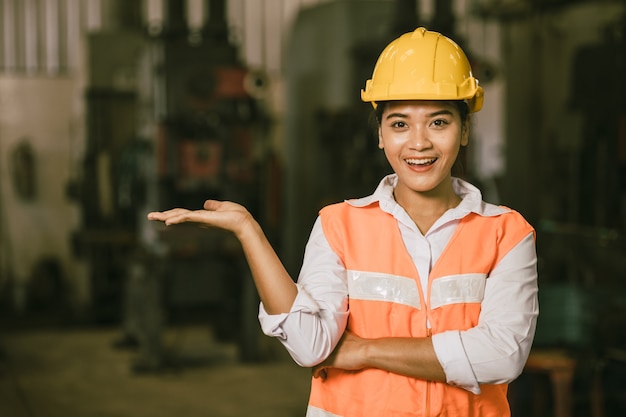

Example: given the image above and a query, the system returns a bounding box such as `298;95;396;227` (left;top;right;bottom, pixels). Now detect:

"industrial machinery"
149;0;272;363
68;0;272;366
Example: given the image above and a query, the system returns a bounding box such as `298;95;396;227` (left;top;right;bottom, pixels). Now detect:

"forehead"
382;100;459;116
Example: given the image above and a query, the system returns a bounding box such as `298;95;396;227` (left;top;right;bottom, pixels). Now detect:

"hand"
312;331;367;380
147;200;254;237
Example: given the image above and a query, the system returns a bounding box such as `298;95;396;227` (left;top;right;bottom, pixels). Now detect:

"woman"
148;27;538;417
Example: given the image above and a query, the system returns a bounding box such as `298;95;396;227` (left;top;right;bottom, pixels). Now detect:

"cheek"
450;146;461;161
379;131;406;149
443;138;461;155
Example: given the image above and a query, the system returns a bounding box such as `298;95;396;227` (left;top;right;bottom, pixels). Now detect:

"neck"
394;181;461;234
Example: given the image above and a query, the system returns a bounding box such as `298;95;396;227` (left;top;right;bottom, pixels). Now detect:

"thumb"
203;200;221;211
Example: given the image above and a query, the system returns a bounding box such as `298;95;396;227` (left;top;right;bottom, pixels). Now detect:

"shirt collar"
346;174;509;218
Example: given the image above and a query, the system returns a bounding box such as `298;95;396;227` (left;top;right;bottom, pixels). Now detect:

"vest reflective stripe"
306;406;343;417
347;270;485;311
430;273;486;309
347;270;421;309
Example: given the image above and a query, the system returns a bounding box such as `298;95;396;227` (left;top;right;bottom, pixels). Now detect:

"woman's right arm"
259;216;349;367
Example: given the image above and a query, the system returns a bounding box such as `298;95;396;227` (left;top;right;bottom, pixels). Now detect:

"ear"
460;123;470;147
378;127;384;149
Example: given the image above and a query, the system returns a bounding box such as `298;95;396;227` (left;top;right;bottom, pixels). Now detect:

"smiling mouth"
405;157;437;166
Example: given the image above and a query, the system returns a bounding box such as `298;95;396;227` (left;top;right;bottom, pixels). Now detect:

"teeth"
405;158;436;165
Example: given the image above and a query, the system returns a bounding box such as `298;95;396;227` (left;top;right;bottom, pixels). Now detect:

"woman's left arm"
436;232;539;388
433;233;539;384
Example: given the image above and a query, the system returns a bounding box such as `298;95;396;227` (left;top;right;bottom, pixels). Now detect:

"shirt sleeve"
432;232;539;394
258;217;350;367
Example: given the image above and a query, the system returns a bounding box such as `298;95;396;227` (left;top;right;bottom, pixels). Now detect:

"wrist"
234;212;263;241
358;336;376;369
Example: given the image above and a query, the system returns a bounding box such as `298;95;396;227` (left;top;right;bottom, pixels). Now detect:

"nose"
409;126;432;150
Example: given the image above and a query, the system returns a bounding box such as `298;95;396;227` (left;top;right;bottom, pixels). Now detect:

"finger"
147;211;169;221
147;209;186;222
161;211;208;226
203;200;222;211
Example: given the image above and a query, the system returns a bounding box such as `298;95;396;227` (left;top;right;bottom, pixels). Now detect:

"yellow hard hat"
361;27;484;113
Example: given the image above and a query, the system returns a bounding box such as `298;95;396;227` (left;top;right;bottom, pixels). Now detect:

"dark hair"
371;100;471;176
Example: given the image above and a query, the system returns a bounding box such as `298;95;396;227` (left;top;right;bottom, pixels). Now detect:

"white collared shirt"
259;174;538;394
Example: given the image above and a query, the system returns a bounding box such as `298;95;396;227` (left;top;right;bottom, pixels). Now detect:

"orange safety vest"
308;201;535;417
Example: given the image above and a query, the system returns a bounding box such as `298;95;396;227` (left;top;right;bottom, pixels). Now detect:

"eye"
390;120;407;129
431;118;450;128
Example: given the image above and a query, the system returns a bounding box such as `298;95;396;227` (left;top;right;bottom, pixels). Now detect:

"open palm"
147;200;252;236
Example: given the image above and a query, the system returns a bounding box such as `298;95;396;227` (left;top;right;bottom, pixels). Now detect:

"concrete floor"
3;307;625;417
0;324;312;417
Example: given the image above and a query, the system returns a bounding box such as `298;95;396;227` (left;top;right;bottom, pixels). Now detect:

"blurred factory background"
0;0;625;416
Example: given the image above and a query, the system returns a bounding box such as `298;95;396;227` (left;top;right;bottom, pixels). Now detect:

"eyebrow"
384;109;454;120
